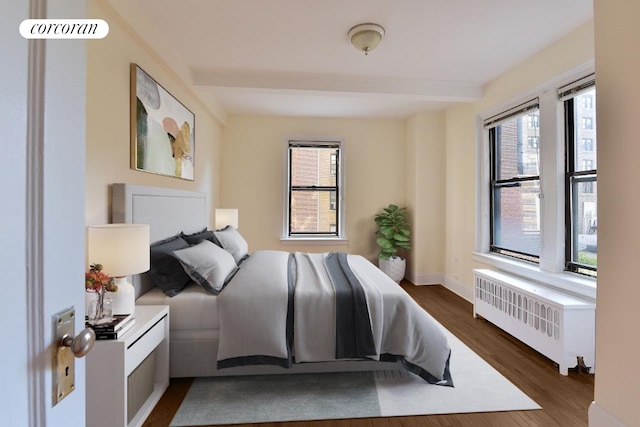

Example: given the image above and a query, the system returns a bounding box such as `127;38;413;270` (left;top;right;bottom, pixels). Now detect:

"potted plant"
375;204;411;282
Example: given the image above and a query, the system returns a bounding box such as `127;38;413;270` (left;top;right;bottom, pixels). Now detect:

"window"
581;117;594;130
477;72;597;298
583;181;594;193
564;85;597;277
486;100;541;262
286;140;343;238
330;153;337;176
329;191;337;210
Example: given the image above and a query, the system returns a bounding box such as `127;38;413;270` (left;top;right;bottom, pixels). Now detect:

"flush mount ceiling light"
347;23;385;55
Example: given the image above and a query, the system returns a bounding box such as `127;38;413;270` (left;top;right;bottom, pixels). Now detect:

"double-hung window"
478;72;597;297
286;139;343;238
561;75;597;277
486;100;541;262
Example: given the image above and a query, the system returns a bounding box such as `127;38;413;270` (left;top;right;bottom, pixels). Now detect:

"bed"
112;183;452;385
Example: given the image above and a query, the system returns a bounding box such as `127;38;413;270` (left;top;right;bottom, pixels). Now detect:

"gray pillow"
171;240;237;294
214;226;249;264
181;228;222;247
149;234;192;296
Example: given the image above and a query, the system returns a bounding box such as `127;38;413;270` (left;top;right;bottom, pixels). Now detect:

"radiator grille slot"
476;277;561;340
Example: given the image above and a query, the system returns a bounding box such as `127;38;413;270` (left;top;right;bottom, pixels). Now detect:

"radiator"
473;269;595;375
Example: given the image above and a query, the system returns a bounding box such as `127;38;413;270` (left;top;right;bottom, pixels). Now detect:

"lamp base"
108;276;136;315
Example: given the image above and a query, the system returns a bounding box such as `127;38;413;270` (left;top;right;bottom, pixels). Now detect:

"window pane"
572;180;597;267
290;190;337;233
490;106;541;261
566;86;597;276
291;147;337;187
493;180;541;256
495;110;540;180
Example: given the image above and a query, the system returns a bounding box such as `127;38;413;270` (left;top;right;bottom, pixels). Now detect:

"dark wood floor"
143;282;594;427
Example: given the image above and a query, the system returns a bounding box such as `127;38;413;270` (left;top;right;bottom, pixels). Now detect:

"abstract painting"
130;64;195;180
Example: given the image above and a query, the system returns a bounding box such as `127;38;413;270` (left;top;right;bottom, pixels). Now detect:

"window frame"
487;101;542;263
282;137;347;243
563;82;597;277
474;67;597;300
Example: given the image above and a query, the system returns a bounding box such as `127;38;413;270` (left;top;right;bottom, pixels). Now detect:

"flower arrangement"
85;263;117;322
85;263;117;293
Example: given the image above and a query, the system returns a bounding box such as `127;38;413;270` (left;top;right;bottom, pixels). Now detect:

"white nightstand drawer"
126;315;166;375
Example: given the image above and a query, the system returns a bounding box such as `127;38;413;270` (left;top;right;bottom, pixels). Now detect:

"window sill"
472;252;597;301
280;237;349;246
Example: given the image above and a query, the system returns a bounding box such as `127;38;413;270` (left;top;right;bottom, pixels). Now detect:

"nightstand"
86;305;169;427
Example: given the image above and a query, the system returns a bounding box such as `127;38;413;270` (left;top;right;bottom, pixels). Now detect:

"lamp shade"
86;224;150;277
215;208;238;230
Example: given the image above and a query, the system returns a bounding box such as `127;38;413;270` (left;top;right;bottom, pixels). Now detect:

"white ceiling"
137;0;593;119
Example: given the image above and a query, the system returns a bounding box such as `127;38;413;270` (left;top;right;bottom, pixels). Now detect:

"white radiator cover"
473;269;595;375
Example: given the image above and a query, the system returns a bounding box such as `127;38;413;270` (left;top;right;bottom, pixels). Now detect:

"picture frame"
130;63;195;180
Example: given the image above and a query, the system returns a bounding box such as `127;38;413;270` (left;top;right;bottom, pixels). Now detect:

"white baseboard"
442;275;474;303
406;272;444;286
406;272;474;304
589;402;629;427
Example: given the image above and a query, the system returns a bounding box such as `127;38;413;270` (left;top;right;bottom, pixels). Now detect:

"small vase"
87;290;113;324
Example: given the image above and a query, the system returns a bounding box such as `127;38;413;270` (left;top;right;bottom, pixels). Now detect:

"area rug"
170;323;540;426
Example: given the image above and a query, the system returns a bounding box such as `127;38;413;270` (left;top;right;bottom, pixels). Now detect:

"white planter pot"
378;256;406;283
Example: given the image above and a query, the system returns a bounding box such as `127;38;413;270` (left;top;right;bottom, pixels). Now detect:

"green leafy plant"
375;204;411;260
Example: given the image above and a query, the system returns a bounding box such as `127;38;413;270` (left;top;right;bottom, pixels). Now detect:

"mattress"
136;283;220;331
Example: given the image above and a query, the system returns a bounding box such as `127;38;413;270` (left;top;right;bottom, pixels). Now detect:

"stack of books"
86;314;136;340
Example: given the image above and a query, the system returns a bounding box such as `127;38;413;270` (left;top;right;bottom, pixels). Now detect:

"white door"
2;1;87;426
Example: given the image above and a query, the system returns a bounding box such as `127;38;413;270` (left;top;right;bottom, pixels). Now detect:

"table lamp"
215;208;238;230
87;224;150;315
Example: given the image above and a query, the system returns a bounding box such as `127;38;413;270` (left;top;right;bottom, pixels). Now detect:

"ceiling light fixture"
347;23;385;56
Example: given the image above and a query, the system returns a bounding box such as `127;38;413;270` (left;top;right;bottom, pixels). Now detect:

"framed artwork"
130;63;195;180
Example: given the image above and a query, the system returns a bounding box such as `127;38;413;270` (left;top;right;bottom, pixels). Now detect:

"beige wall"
85;0;223;228
591;1;640;425
477;20;595;114
220;115;405;262
443;103;476;290
405;112;446;283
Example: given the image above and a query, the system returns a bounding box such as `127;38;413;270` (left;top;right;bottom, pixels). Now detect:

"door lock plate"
53;307;75;405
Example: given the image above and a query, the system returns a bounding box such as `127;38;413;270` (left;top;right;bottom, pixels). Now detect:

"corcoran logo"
19;19;109;39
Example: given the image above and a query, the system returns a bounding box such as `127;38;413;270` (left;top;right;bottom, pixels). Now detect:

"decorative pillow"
171;240;238;294
181;228;221;247
149;235;192;297
214;225;249;264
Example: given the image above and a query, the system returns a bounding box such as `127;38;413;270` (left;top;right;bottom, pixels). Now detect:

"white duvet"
216;250;452;385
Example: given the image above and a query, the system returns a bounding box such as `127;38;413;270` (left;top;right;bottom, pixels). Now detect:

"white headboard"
112;183;208;297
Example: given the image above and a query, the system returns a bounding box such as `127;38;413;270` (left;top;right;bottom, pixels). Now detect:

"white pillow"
172;240;237;294
214;226;249;264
